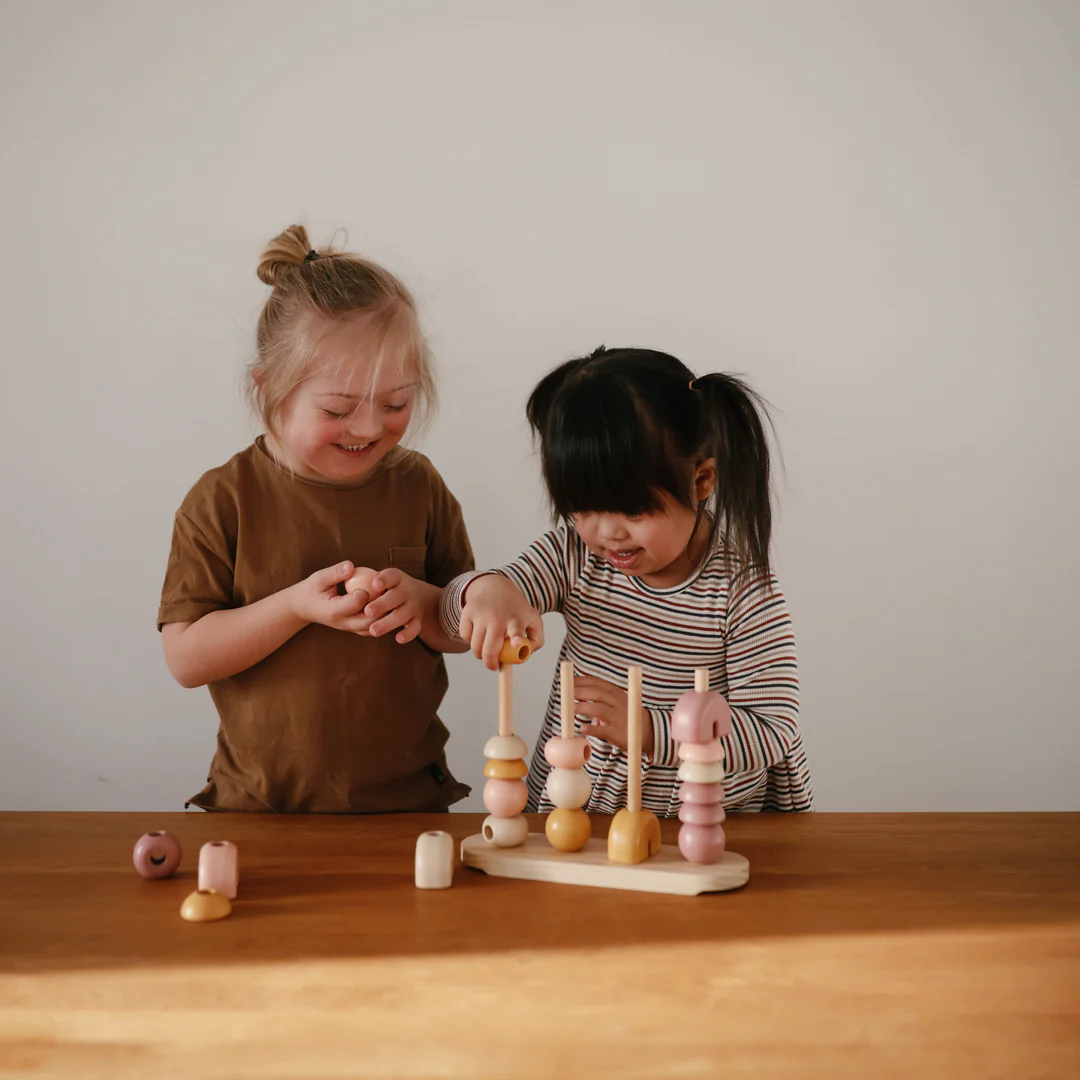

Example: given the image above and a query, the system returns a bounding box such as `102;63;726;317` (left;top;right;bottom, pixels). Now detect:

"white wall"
2;1;1077;812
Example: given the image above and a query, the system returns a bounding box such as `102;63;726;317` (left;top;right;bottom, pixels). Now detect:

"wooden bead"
180;889;232;922
498;638;538;665
678;781;725;805
676;760;726;785
343;567;379;600
543;736;591;769
198;840;238;900
678;801;726;826
677;740;726;764
482;814;529;848
482;778;528;817
132;831;182;879
484;758;528;780
607;808;662;865
414;830;454;889
483;734;528;760
544;768;592;810
545;808;591;852
678;823;726;864
671;689;732;743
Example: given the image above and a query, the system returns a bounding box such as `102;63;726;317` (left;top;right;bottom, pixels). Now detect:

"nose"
596;515;630;543
343;402;381;440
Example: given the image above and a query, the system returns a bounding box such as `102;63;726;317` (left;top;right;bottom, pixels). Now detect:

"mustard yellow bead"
607;809;662;865
545;807;592;852
484;757;528;780
180;888;232;923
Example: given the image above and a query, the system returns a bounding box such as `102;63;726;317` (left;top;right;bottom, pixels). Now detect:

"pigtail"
525;348;605;441
693;373;774;583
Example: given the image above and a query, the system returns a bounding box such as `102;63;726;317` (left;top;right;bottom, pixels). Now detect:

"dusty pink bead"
482;777;528;817
677;740;726;763
678;801;726;826
678;823;726;864
132;831;182;879
671;690;732;743
543;736;591;769
677;781;725;805
198;840;239;899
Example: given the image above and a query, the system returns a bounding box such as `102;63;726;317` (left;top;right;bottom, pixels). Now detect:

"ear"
694;458;716;501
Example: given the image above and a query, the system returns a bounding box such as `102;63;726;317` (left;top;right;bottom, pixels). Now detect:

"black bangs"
541;372;694;518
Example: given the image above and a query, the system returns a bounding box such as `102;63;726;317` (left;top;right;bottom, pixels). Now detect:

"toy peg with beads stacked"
672;668;731;863
543;660;593;852
481;637;535;848
606;665;662;864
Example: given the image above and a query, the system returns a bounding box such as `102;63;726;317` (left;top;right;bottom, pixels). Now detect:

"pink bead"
678;823;726;864
671;689;732;743
482;778;528;817
678;801;726;825
678;781;725;805
132;831;182;879
198;840;239;899
543;736;591;769
677;740;726;763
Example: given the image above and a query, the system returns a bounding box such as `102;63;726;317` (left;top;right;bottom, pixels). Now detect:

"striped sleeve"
439;525;577;639
721;574;804;781
647;707;680;768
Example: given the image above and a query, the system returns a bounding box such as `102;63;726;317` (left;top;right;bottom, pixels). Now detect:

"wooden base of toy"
460;833;749;896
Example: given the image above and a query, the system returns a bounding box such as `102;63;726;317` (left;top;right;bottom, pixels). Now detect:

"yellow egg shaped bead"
545;807;592;852
483;757;528;780
180;888;232;922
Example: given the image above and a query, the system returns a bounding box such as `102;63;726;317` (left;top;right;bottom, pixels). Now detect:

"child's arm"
161;561;370;688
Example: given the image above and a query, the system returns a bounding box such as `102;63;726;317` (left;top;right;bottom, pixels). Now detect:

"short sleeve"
157;508;236;631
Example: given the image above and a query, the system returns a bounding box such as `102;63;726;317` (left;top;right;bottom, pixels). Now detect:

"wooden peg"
694;667;709;693
560;660;574;738
627;666;642;813
607;666;661;865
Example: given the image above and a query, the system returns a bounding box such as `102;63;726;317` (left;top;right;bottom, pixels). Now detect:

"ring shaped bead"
544;736;591;769
482;814;529;847
677;760;726;785
678;801;727;826
677;740;726;764
483;734;528;761
133;831;183;879
483;758;528;780
678;781;726;805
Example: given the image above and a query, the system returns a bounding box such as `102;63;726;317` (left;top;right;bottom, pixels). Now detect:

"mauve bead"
678;801;727;826
543;736;592;769
678;823;726;864
678;781;725;805
671;690;732;743
677;740;726;764
198;840;239;899
132;831;182;879
482;777;528;817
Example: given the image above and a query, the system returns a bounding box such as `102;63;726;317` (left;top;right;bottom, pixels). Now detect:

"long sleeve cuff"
438;570;498;640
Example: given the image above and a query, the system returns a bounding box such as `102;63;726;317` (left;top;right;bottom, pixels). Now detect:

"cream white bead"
676;760;726;785
483;734;529;761
481;814;529;847
415;830;454;889
544;767;592;810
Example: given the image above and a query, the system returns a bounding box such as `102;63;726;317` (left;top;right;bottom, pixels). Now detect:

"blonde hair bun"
257;224;318;286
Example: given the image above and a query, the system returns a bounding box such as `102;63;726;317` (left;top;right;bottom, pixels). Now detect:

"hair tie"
688;378;701;392
305;249;319;262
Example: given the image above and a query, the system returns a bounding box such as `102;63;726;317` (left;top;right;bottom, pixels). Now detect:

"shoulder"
385;448;460;504
174;442;264;533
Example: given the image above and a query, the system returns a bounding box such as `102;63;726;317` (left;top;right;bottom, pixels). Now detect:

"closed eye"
323;410;350;420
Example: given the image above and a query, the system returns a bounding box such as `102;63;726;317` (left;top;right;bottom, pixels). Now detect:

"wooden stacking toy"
543;660;593;852
672;668;732;864
481;638;534;848
606;666;661;865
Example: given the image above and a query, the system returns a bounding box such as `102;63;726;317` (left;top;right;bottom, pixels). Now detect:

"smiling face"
265;311;417;485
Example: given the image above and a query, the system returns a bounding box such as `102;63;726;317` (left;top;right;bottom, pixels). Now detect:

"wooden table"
1;812;1078;1079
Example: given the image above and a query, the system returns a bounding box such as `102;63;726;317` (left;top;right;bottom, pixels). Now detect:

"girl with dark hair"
441;347;811;815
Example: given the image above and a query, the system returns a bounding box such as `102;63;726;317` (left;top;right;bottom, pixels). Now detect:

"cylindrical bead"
678;801;727;825
544;767;592;810
415;830;454;889
544;736;591;769
678;823;726;864
498;638;536;665
483;757;528;780
677;760;726;785
545;808;591;852
678;781;725;805
132;831;182;879
482;777;528;817
198;840;238;899
482;814;529;847
677;740;726;764
483;733;529;760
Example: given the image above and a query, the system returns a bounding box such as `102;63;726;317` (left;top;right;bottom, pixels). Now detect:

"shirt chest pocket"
388;545;427;581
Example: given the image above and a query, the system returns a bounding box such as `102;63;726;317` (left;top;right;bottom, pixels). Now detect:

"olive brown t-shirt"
158;438;474;813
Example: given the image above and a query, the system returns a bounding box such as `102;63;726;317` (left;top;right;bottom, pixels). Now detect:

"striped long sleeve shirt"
441;522;813;815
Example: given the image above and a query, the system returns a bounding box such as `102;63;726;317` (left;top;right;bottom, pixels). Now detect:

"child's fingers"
573;676;619;702
312;560;355;592
394;616;423;644
525;614;545;649
481;627;503;671
362;587;401;621
334;590;369;617
459;611;474;644
369;610;407;638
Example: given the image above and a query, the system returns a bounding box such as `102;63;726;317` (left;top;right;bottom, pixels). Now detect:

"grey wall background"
2;1;1077;811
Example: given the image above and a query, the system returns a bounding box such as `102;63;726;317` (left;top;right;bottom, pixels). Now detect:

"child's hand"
288;561;377;633
573;675;655;758
459;574;545;671
360;568;436;645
